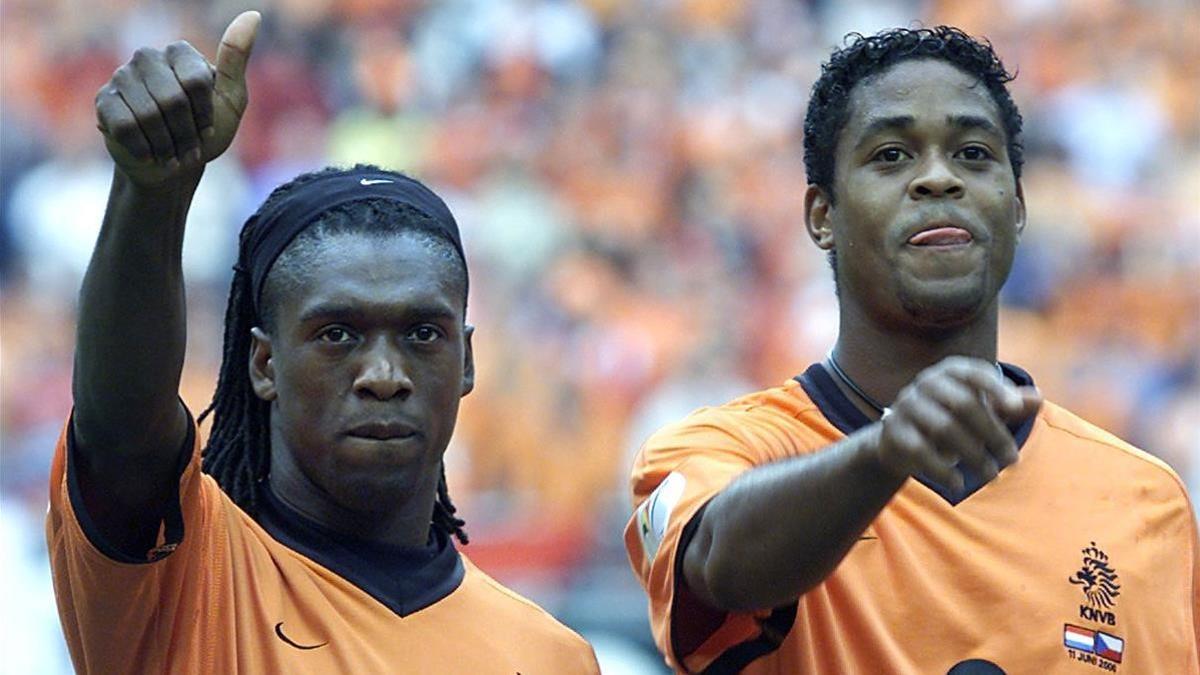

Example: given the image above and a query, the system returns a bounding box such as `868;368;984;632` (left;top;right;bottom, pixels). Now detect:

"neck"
830;300;999;417
268;439;437;548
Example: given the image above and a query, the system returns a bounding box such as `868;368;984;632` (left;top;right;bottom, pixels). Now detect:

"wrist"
113;162;204;196
855;423;910;484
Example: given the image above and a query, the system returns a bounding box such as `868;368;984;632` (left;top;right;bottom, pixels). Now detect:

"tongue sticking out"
909;227;972;246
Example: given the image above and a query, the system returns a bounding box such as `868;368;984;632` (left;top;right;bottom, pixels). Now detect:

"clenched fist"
873;356;1042;494
95;11;260;186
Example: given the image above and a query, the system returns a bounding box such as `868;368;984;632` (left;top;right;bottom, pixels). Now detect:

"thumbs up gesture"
95;11;261;186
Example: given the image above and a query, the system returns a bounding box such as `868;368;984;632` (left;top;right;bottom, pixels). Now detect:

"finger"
975;402;1019;468
927;373;1020;470
166;41;214;146
905;382;999;480
137;49;199;162
883;417;964;492
96;86;153;161
112;61;176;163
213;11;261;115
940;467;967;495
937;358;1038;438
998;386;1043;424
940;358;1020;404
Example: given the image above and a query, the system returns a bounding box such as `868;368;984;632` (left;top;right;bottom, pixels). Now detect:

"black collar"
255;484;464;616
795;362;1037;505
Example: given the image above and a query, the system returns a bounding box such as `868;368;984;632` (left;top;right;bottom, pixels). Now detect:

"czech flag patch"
1094;632;1124;663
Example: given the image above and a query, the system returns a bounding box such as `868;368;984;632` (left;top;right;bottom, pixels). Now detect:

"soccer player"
48;12;599;673
625;26;1199;674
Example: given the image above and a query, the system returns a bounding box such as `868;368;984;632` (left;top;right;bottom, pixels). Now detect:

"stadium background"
1;0;1196;671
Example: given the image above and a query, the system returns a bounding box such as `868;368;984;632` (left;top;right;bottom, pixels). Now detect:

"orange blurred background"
2;1;1197;671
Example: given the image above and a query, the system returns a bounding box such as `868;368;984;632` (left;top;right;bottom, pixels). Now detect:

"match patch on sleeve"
636;471;686;562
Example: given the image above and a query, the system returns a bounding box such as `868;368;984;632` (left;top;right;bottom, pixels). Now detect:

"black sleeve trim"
670;502;726;658
697;599;798;675
65;405;195;564
671;503;798;674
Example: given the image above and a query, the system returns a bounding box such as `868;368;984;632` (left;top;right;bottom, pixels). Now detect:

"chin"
897;280;992;331
323;471;421;515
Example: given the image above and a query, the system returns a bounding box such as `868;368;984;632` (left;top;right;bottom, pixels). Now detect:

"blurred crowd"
2;0;1197;671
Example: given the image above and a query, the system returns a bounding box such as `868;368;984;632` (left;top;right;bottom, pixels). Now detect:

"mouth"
907;224;974;248
345;421;420;441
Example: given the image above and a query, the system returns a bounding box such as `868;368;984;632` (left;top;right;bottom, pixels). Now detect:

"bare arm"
70;12;259;555
682;357;1042;611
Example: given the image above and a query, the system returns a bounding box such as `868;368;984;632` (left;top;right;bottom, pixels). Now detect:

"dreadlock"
199;164;470;544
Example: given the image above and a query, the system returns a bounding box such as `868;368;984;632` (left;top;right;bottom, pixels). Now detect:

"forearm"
684;426;905;610
73;168;202;450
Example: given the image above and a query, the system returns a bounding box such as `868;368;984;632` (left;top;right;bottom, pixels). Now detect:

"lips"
908;226;973;247
346;421;419;441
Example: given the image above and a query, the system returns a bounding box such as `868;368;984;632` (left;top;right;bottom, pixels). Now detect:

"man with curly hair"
625;26;1199;674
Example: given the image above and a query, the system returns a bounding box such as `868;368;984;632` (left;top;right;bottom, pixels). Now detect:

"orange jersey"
47;419;600;674
625;363;1200;674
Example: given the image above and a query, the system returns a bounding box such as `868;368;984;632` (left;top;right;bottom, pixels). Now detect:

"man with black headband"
624;26;1198;673
48;12;599;673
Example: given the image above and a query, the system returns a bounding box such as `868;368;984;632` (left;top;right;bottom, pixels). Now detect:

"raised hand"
874;356;1042;493
94;11;260;186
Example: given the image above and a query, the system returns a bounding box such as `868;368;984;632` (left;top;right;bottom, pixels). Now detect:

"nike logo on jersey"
274;622;328;650
359;178;394;186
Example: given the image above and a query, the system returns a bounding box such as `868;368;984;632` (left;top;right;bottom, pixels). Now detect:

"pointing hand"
873;356;1042;494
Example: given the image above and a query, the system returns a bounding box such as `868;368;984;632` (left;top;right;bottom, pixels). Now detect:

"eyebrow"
297;301;459;325
947;114;1003;137
853;113;1005;148
855;115;915;146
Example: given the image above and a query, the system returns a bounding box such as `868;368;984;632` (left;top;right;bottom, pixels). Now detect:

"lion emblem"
1068;542;1121;609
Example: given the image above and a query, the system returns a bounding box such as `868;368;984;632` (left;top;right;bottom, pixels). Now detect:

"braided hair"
199;164;470;544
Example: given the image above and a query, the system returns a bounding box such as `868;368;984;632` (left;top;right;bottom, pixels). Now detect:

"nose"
908;154;964;199
353;338;413;400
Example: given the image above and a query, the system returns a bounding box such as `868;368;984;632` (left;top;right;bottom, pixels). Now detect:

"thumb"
997;385;1042;423
213;11;261;111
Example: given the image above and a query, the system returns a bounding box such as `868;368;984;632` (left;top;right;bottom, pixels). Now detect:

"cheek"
426;366;466;408
418;362;466;410
836;201;892;254
276;358;342;417
990;194;1022;245
990;181;1020;215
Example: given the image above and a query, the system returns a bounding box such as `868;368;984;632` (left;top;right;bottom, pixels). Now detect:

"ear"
460;324;475;396
1014;180;1027;241
248;327;278;401
805;184;836;251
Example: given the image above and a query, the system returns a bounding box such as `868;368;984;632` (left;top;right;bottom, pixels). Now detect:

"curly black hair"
803;26;1023;203
199;164;470;544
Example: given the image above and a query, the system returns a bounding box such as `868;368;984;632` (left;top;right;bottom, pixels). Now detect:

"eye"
317;326;355;344
407;325;443;343
871;146;910;163
957;145;994;161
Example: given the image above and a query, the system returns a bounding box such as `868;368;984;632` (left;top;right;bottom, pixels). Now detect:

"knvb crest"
1069;542;1120;626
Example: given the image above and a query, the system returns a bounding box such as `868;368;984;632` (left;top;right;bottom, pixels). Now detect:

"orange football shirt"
625;364;1199;674
47;419;600;674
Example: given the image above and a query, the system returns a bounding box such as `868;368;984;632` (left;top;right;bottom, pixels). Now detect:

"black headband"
242;169;465;311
